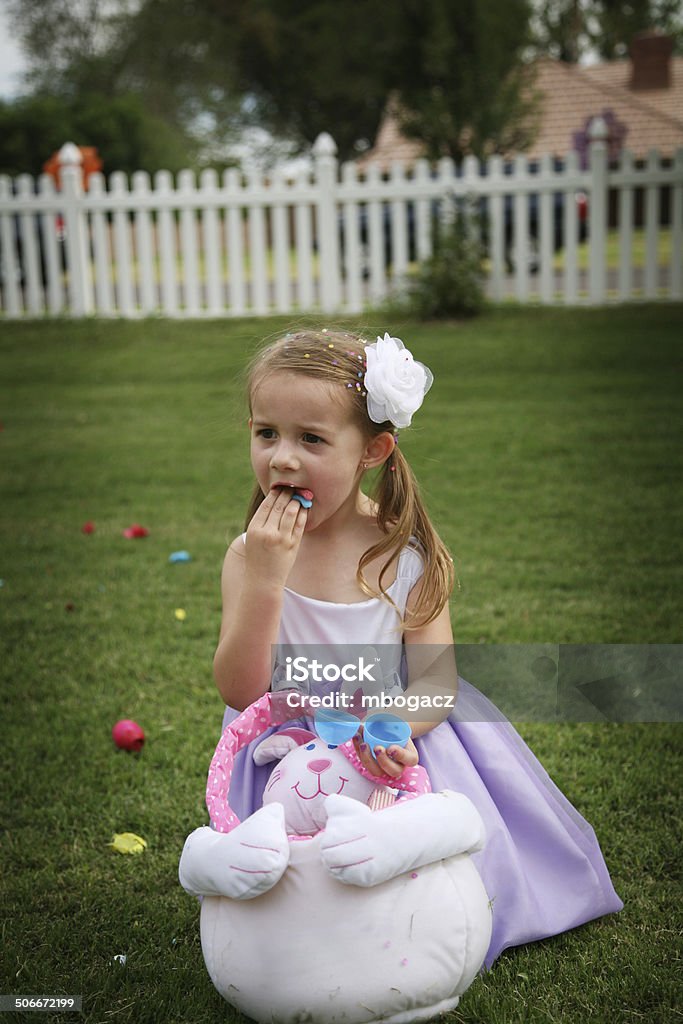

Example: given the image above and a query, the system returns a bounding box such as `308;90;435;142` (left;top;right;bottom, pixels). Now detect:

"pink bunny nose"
307;758;332;775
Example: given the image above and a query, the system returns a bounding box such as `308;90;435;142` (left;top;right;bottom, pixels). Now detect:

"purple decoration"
573;109;628;168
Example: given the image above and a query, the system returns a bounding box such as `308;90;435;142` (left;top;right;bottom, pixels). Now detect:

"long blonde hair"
244;329;454;628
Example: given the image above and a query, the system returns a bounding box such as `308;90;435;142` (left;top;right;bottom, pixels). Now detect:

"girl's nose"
270;443;299;472
307;758;332;775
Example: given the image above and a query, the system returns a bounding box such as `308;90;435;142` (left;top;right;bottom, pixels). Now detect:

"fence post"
313;132;340;313
672;148;683;301
58;142;93;316
588;117;608;304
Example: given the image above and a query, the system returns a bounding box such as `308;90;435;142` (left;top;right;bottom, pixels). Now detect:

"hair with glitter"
243;329;454;628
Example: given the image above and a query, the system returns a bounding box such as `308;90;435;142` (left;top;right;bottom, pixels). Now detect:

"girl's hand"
352;732;419;780
244;487;308;588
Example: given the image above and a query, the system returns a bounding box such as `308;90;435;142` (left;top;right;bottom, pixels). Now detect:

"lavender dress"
221;542;622;966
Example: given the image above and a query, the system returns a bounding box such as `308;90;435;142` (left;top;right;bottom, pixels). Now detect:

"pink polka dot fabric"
207;694;275;833
206;694;431;833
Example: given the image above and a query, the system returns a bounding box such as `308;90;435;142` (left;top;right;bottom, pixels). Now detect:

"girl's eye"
257;428;276;439
302;433;323;444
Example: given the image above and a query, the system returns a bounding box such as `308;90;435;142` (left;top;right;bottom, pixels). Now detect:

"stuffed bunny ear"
253;728;317;766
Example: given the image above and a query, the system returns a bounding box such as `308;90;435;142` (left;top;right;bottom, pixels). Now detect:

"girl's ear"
362;431;395;470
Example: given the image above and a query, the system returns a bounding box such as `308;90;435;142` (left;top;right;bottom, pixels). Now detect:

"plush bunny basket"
179;694;492;1024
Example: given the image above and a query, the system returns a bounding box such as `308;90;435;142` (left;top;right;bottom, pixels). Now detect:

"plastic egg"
363;713;411;760
112;719;145;752
314;707;360;746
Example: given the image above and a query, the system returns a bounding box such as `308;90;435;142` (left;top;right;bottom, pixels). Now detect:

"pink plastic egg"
112;719;145;752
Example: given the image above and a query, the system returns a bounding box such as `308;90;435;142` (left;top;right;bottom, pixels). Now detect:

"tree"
5;0;246;170
531;0;586;61
0;92;194;178
530;0;683;62
119;0;395;161
122;0;539;162
385;0;539;161
7;0;539;165
594;0;683;58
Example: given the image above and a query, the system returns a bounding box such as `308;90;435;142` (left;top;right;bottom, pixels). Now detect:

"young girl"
214;328;622;967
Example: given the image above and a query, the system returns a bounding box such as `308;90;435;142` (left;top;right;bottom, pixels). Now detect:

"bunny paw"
179;803;290;900
320;794;394;887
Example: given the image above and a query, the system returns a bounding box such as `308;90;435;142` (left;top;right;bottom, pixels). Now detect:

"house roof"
356;96;424;171
529;56;683;159
358;51;683;169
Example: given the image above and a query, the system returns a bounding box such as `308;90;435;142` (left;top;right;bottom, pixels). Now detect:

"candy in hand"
290;489;314;509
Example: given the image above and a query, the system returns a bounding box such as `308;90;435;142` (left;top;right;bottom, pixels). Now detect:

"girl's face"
249;371;370;531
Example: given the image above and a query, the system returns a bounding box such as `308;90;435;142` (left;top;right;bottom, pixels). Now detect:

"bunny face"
253;730;378;835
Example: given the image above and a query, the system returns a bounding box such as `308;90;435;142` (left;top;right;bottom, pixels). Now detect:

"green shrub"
406;210;486;320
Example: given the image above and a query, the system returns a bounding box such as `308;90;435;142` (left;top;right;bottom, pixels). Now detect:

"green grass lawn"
553;227;673;272
1;306;681;1023
126;227;669;287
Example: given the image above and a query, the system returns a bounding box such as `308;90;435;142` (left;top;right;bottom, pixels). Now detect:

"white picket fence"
0;118;681;318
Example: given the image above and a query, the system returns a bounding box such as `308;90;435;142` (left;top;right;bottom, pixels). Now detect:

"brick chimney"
629;31;673;90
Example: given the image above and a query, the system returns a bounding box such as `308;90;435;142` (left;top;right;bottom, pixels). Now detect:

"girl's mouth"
271;483;314;509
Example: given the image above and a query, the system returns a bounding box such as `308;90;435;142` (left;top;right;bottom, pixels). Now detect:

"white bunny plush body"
179;698;491;1024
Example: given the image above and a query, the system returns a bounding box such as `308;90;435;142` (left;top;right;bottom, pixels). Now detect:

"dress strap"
394;542;425;587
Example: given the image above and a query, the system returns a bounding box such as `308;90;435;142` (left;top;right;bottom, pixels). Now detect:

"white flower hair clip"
363;333;434;429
